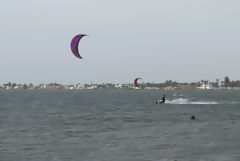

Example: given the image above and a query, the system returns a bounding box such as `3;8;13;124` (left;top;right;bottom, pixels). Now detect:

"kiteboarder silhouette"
156;95;165;104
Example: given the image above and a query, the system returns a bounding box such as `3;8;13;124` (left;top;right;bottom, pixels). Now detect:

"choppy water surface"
0;89;240;161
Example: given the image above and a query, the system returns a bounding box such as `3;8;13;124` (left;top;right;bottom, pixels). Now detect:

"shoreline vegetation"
1;76;240;90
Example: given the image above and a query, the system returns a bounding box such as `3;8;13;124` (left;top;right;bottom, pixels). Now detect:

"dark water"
0;89;240;161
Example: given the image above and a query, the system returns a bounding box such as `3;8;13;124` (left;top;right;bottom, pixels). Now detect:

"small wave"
165;98;218;104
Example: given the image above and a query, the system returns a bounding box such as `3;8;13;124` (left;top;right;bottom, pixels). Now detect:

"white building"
197;84;213;90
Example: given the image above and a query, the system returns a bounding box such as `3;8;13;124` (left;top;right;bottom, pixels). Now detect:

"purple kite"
70;34;88;59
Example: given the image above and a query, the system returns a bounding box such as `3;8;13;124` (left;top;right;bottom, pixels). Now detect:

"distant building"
164;86;174;90
197;84;213;90
175;84;192;89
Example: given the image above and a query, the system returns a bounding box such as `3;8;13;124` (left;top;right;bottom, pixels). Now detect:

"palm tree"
216;79;219;88
224;76;230;87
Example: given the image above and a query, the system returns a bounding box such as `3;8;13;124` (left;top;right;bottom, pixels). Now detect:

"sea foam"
165;98;218;104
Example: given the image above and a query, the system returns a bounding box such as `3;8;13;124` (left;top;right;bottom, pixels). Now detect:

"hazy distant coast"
1;76;240;90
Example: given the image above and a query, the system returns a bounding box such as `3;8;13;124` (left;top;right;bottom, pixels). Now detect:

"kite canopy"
134;78;141;87
70;34;88;59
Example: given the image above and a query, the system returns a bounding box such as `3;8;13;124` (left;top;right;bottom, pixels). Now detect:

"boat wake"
165;98;218;104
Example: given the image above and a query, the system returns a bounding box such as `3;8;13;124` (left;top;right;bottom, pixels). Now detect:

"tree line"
139;76;240;88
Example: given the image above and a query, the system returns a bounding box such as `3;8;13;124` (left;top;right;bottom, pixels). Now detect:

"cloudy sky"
1;0;239;84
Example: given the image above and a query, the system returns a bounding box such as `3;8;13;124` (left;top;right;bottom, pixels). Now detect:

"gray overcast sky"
1;0;239;84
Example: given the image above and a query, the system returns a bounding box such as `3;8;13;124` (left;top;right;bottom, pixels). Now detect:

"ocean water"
0;89;240;161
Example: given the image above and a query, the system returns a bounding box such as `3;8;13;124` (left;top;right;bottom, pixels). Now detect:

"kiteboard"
156;101;165;104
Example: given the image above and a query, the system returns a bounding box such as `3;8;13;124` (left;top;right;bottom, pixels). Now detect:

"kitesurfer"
156;95;165;104
191;115;196;120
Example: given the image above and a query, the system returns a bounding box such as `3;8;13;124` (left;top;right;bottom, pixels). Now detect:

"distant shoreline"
1;77;240;90
1;82;240;90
